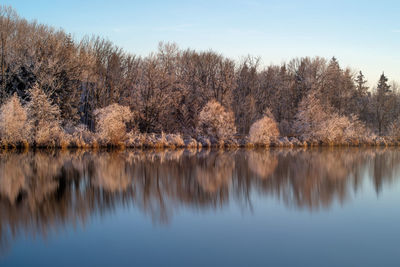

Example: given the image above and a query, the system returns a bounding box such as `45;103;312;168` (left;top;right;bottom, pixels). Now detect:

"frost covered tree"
0;93;30;145
94;103;132;145
197;100;236;142
294;92;330;141
27;84;64;147
249;112;280;145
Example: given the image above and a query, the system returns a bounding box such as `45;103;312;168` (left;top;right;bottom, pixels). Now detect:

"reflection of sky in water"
0;148;399;267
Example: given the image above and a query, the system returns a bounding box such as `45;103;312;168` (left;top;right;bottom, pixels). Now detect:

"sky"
3;0;400;86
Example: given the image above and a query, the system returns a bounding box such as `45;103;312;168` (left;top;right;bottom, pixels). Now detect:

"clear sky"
3;0;400;86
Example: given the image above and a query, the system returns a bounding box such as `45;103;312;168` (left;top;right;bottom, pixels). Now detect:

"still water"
0;148;399;267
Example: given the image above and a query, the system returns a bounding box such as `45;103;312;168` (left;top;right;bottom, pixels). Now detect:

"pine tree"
355;71;369;96
321;57;343;113
352;71;370;123
374;73;391;135
377;73;391;95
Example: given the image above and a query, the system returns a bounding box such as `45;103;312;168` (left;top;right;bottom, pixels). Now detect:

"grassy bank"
2;133;400;150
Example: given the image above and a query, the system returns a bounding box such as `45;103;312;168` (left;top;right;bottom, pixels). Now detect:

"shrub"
388;117;400;140
342;115;373;143
165;133;185;148
35;122;69;148
197;100;236;142
294;92;370;144
67;124;95;147
316;115;367;144
315;114;348;143
0;94;31;146
94;103;132;145
249;115;280;145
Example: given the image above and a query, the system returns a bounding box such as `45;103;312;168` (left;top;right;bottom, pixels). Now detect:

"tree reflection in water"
0;148;400;253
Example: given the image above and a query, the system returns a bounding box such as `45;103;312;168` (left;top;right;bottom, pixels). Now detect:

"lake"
0;148;399;267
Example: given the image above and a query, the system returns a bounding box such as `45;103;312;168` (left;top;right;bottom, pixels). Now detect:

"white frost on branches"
197;100;236;142
0;94;31;145
388;117;400;139
94;103;132;145
27;84;65;147
249;115;280;145
294;92;369;143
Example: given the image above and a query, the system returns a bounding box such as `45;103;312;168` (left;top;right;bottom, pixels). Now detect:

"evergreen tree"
355;71;369;96
352;71;370;123
374;73;391;135
321;57;343;113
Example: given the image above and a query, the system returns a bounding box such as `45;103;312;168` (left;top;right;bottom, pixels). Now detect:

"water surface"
0;148;399;266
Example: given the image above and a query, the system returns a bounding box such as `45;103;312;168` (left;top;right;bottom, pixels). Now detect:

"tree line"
1;6;399;147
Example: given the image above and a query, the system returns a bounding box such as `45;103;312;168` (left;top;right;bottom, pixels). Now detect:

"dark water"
0;148;399;267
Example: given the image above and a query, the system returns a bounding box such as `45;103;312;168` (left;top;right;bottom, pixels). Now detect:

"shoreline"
1;136;399;150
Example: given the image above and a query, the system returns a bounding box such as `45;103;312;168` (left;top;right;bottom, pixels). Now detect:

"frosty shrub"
35;122;68;147
342;115;373;142
27;84;65;147
0;94;31;146
197;100;236;142
68;124;95;147
249;115;280;145
319;115;371;144
165;133;185;148
388;117;400;140
94;103;132;145
315;114;351;143
294;92;370;144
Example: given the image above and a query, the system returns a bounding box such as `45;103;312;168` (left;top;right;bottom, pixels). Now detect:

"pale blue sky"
3;0;400;86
